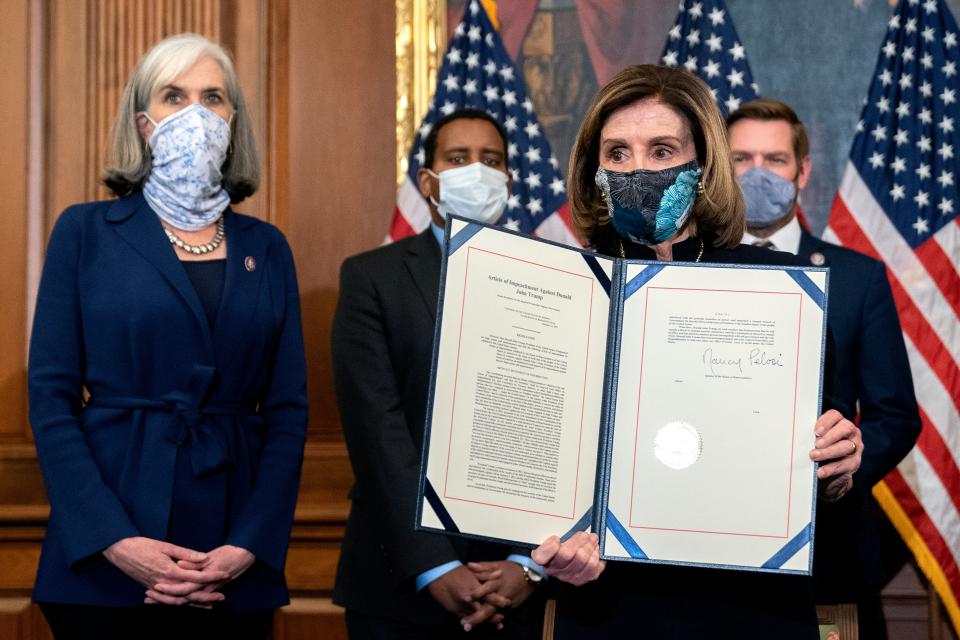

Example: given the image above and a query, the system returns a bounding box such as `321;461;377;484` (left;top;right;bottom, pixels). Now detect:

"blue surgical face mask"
595;160;701;246
141;103;232;231
738;166;797;229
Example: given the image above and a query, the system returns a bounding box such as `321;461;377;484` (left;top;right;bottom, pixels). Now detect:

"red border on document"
626;286;803;539
442;246;596;520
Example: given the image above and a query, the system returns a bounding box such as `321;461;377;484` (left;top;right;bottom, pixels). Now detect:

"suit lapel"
403;230;442;320
212;211;269;367
797;229;818;260
797;229;830;267
107;194;215;357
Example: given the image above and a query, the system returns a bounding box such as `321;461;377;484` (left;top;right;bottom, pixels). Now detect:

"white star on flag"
663;0;758;117
703;60;721;78
708;7;725;25
388;0;578;246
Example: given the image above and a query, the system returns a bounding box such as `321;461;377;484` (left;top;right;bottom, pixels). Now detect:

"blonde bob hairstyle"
568;64;744;255
103;33;259;203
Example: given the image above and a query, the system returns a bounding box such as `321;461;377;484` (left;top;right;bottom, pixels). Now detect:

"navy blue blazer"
28;193;308;611
796;230;920;600
555;236;821;639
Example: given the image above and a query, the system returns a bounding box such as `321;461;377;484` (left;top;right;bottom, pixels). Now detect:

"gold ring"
849;439;857;455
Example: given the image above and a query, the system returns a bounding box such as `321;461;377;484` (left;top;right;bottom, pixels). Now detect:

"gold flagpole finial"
481;0;499;30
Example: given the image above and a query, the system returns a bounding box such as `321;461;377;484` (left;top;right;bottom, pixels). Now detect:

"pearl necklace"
164;217;225;255
619;237;704;262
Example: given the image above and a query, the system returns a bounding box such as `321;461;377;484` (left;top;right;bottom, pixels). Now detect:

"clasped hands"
103;537;255;608
427;560;535;632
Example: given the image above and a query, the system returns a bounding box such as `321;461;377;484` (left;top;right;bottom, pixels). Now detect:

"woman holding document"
530;65;863;638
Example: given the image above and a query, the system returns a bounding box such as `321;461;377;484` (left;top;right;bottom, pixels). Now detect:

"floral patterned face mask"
595;160;701;246
141;103;232;232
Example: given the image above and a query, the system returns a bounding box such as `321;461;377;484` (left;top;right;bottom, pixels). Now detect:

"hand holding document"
418;216;828;575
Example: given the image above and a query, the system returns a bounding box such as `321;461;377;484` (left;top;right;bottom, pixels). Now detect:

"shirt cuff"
415;560;463;591
507;554;547;580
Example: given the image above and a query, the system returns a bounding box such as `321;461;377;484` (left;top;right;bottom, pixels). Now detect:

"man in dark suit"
727;98;922;638
332;109;544;639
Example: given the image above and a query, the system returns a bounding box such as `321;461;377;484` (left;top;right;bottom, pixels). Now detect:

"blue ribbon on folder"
560;506;594;542
424;479;460;533
606;509;647;559
581;255;611;296
761;523;812;569
623;265;666;300
785;271;825;310
447;222;484;255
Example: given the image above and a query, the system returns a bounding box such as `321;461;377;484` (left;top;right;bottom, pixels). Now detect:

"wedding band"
849;439;857;455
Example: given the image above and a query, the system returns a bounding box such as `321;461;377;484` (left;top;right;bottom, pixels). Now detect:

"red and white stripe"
387;177;433;243
827;161;960;615
530;202;580;246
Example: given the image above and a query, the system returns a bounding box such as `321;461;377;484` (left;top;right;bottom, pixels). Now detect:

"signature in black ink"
748;348;784;368
702;347;743;375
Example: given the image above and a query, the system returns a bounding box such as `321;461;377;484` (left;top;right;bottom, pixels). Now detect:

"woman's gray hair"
103;33;259;203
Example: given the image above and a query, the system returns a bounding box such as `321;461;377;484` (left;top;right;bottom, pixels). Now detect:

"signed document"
418;217;827;575
601;262;825;573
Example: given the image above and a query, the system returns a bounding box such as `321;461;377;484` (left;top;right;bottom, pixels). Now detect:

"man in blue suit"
727;98;921;639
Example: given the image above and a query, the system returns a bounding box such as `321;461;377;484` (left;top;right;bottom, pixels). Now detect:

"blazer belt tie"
87;365;257;477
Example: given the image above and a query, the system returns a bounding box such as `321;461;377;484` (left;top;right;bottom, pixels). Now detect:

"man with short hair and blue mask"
332;109;545;639
727;98;921;639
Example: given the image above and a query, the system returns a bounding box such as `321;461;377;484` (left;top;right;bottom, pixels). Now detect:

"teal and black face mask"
595;160;701;246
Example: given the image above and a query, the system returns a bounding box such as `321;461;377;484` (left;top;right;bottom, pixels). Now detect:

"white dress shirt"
742;216;803;255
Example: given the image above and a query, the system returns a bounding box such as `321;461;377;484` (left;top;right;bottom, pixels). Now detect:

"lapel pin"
810;252;826;267
244;256;257;272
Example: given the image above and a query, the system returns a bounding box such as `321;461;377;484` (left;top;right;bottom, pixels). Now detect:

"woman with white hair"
28;33;307;639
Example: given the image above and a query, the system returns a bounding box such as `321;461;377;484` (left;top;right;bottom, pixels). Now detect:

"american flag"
825;0;960;632
660;0;758;117
660;0;818;230
387;0;577;246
